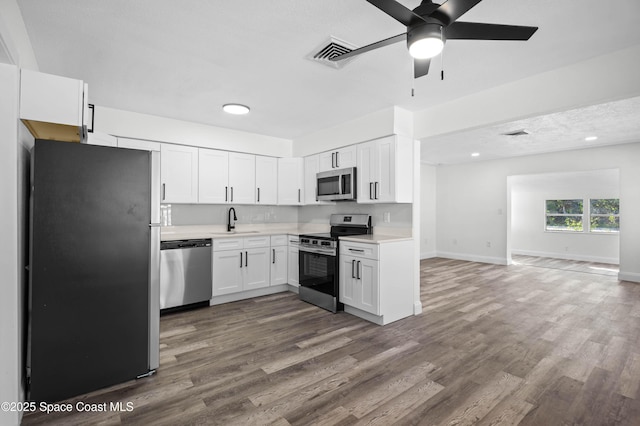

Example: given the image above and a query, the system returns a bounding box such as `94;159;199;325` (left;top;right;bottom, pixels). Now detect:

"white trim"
209;285;291;305
511;249;619;265
420;250;437;260
618;271;640;283
414;300;423;315
436;251;509;266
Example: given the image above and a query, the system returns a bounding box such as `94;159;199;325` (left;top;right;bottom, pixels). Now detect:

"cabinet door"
212;250;243;295
304;155;320;204
244;247;270;290
339;257;358;307
199;149;230;203
375;137;396;203
318;151;336;172
160;144;199;203
118;137;161;151
357;258;380;315
287;246;299;287
336;145;357;168
278;158;303;205
228;152;255;204
255;156;278;204
357;141;377;203
270;245;288;286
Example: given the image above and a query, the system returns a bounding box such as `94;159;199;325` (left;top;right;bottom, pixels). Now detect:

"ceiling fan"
330;0;538;78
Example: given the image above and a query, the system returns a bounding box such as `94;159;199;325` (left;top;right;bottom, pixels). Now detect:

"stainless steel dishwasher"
160;239;212;310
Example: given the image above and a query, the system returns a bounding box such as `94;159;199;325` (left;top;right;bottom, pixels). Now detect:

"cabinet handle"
245;251;248;267
336;152;339;168
162;183;166;201
231;187;234;202
375;182;379;200
240;252;243;268
257;187;260;203
272;248;276;264
352;259;356;279
349;248;365;253
357;261;361;280
369;182;373;200
298;189;301;203
331;152;335;168
225;186;228;202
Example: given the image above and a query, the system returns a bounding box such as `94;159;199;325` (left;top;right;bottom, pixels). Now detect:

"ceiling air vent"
502;129;530;137
307;37;359;69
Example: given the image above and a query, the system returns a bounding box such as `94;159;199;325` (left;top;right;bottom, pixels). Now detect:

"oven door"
298;248;337;296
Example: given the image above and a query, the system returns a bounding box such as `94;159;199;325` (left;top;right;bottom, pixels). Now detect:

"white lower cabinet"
287;235;299;287
339;239;414;325
212;237;270;296
270;235;288;286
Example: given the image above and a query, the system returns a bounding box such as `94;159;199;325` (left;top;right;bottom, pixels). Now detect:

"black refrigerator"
27;139;160;402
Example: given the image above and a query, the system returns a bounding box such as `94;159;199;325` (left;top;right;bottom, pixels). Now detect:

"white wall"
420;163;436;259
0;0;38;69
510;169;620;264
435;142;640;282
293;106;413;157
0;62;21;426
94;106;293;158
414;44;640;141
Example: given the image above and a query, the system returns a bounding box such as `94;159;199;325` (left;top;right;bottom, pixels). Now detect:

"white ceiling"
16;0;640;160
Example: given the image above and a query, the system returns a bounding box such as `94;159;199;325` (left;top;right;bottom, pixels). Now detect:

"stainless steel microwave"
316;167;357;201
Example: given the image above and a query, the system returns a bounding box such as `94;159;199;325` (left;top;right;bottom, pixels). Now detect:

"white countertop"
161;225;303;241
339;234;413;244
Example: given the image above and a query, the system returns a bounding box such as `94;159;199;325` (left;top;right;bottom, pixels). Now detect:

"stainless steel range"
298;214;372;312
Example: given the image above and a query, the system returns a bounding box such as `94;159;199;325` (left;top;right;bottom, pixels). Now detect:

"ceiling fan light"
223;104;250;115
409;37;444;59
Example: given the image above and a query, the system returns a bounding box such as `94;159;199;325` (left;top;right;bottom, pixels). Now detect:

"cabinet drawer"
340;241;379;260
213;238;243;251
288;235;300;245
243;236;270;248
270;235;287;246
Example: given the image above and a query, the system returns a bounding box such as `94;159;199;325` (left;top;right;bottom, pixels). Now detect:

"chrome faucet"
227;207;237;232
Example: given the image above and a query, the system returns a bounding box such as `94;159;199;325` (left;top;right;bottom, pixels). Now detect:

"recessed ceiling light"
471;152;480;157
585;136;598;141
223;104;250;115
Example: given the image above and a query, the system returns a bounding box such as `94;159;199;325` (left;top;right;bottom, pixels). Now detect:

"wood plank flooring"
22;258;640;425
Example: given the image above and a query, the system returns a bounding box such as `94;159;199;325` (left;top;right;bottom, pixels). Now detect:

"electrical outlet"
383;212;391;223
486;241;491;248
453;238;457;245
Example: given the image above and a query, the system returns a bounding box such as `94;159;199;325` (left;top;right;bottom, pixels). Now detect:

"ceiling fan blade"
433;0;483;24
366;0;427;26
330;33;406;61
446;22;538;40
414;58;431;78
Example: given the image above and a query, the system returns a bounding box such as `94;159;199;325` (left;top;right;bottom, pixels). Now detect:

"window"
545;199;583;232
590;198;620;233
545;198;620;233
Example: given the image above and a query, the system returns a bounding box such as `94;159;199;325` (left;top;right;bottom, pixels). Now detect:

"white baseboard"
414;300;423;315
420;251;437;260
511;249;619;265
618;271;640;283
210;284;290;306
436;251;508;266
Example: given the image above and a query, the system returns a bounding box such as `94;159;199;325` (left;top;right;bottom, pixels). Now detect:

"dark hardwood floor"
22;258;640;425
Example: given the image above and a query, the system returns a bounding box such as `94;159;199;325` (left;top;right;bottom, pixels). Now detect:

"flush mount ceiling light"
585;136;598;141
223;104;250;115
408;24;444;59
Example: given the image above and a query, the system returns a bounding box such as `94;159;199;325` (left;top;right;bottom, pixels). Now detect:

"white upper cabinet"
255;156;278;205
303;155;334;205
199;148;230;203
277;158;304;205
20;69;88;143
357;135;413;203
160;144;199;203
117;137;161;151
318;145;357;172
228;152;256;204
